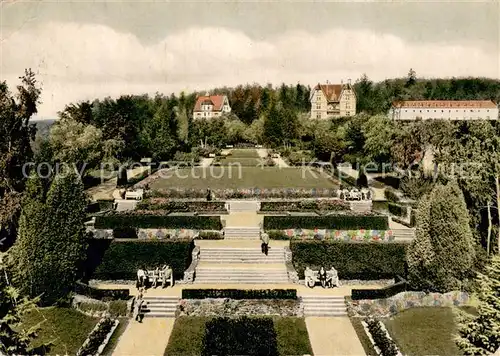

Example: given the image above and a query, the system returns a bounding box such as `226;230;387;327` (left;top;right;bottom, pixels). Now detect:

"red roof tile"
314;84;343;102
392;100;497;109
194;95;226;111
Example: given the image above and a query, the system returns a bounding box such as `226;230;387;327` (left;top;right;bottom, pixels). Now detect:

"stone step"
303;311;348;317
194;279;289;284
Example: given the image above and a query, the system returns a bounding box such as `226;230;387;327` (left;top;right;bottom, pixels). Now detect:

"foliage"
356;172;368;187
94;212;222;229
456;256;500;355
384;188;400;202
10;172;88;305
89;239;194;280
267;230;290;240
202;316;279;356
196;231;224;240
263;215;389;230
407;181;476;292
74;281;130;300
77;317;115;356
365;317;399;356
137;199;226;212
259;199;349;212
388;202;407;217
182;289;297;300
108;300;128;317
290;240;407;279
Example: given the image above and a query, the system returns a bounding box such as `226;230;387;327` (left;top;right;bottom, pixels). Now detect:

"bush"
288;151;314;166
87;202;100;214
137;199;226;212
290;240;407;280
351;276;408;300
365;318;399;356
202;317;278;356
268;231;290;240
264;215;389;230
75;281;130;300
374;175;400;189
196;231;223;240
384;188;400;202
356;173;368;188
113;227;137;239
109;300;128;317
388;203;407;218
90;240;194;280
94;212;222;230
77;317;115;356
79;301;108;313
260;200;349;212
182;289;297;300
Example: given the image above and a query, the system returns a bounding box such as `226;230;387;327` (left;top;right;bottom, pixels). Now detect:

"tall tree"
456;255;500;355
9;172;88;305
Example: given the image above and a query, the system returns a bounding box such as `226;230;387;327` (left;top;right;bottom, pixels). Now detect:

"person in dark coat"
318;266;327;288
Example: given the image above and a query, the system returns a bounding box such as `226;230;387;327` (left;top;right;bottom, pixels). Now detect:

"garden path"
86;166;150;201
306;317;366;356
199;157;214;167
112;317;174;356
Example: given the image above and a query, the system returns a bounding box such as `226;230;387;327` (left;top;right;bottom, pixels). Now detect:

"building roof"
313;84;343;102
392;100;497;109
194;95;227;111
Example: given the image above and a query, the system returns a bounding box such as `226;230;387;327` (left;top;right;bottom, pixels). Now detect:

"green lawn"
150;167;339;190
215;157;263;166
383;307;466;356
21;307;99;356
228;149;261;158
164;316;313;356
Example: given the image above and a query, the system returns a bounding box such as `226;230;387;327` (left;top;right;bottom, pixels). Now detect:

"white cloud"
1;22;498;117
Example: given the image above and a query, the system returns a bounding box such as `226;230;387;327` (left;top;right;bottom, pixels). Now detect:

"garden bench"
125;189;144;200
137;266;173;288
304;266;341;288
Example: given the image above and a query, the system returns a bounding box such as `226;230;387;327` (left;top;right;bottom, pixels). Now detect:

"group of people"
338;187;371;201
136;265;172;289
132;288;146;322
305;266;340;288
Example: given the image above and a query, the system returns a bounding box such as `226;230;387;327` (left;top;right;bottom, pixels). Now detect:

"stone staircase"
227;200;260;213
392;228;416;242
349;200;372;213
194;263;289;284
199;246;285;264
224;226;261;239
301;295;348;317
140;296;178;318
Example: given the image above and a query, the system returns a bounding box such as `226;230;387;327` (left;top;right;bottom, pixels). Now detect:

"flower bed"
182;289;297;300
77;317;118;356
177;299;300;317
264;215;389;230
268;229;396;242
137;199;227;212
260;199;349;212
347;291;470;318
196;231;224;240
149;188;338;199
363;317;401;356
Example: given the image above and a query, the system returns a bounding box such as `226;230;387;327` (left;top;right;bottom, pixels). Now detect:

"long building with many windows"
389;100;498;120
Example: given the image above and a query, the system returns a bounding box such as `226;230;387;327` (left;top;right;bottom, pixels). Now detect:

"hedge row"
388;203;407;218
264;215;389;230
290;240;407;280
260;200;349;212
75;281;130;300
182;289;297;300
196;231;224;240
94;212;222;229
87;239;194;280
384;188;400;202
351;276;408;300
77;318;116;356
137;199;227;212
364;318;399;356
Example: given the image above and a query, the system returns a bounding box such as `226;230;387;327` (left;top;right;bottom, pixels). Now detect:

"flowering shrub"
364;317;399;356
260;199;349;212
137;199;227;212
150;188;337;199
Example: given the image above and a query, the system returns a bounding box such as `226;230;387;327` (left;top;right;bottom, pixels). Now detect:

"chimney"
205;91;209;97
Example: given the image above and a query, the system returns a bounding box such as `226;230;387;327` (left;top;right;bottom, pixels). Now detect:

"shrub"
263;215;389;230
260;200;349;212
90;239;194;280
113;227;137;239
290;240;407;280
182;289;297;300
364;318;399;356
196;231;223;240
75;281;130;300
94;212;222;230
351;276;408;300
137;199;226;212
384;188;400;202
79;301;108;313
374;176;400;189
77;317;115;356
388;203;407;217
356;173;368;188
268;231;289;240
108;300;128;317
202;317;278;356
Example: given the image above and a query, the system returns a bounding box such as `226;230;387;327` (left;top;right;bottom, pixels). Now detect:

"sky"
1;0;499;118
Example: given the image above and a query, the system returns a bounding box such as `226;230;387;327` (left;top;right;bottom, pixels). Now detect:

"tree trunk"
496;176;500;255
487;202;492;255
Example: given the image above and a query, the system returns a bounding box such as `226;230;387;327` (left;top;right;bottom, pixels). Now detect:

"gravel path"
306;317;366;355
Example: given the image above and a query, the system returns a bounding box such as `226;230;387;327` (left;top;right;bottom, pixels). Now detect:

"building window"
487;109;490;112
316;112;321;119
316;104;321;110
487;116;491;119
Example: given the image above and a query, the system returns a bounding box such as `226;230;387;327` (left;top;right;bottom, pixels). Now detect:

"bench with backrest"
125;189;144;200
138;266;173;288
304;266;341;288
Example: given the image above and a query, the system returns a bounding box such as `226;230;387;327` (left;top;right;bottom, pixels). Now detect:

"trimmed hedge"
202;317;278;356
77;317;115;356
260;200;349;212
351;276;408;300
365;318;399;356
388;203;407;218
89;239;194;280
94;212;222;230
182;289;297;300
137;199;227;212
290;240;407;280
113;228;137;239
268;230;290;240
384;188;400;202
264;215;389;230
75;281;130;301
196;231;224;240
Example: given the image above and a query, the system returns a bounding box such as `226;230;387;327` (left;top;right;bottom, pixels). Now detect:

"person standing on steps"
261;230;269;256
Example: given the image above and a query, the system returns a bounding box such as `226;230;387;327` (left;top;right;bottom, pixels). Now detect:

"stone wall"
177;299;301;317
347;291;470;318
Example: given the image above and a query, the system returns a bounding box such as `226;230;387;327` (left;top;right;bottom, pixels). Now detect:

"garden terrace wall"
351;276;408;300
290;240;407;280
259;199;349;212
94;212;222;230
75;281;130;300
88;239;194;281
136;199;227;213
264;215;389;230
182;289;297;300
268;229;396;242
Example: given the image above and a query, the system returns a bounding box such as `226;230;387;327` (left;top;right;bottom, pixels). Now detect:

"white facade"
390;101;499;121
310;82;357;119
193;95;231;119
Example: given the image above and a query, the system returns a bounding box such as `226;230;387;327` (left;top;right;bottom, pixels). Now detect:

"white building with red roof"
390;100;499;120
193;93;231;119
310;80;357;119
